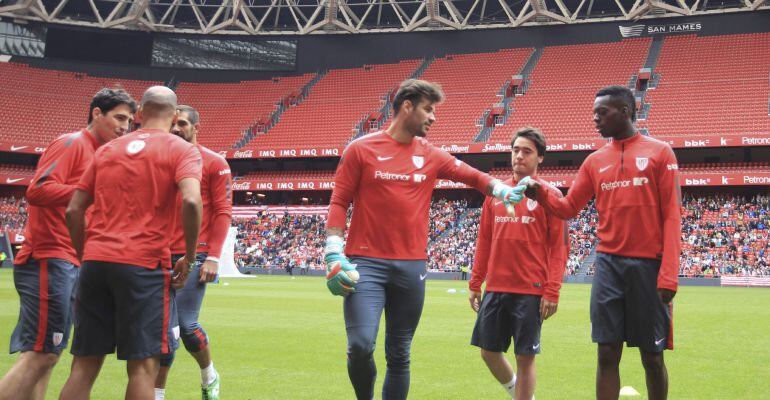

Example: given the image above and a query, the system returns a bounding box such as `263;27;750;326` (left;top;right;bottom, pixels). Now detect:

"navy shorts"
10;258;78;355
71;261;175;360
471;292;542;355
590;252;673;352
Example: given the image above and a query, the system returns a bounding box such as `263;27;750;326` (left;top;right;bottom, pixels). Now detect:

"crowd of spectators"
0;196;26;233
2;193;768;277
428;208;479;272
234;212;326;271
680;194;768;277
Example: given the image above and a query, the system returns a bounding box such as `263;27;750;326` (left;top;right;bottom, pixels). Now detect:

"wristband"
205;256;220;264
325;235;344;255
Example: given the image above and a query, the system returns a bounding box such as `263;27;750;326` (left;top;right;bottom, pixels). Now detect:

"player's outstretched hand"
325;253;358;296
523;178;541;200
199;259;219;283
469;290;482;313
172;256;192;289
492;180;527;205
540;297;558;320
658;288;676;304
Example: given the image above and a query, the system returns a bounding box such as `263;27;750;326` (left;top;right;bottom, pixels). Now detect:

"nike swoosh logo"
599;165;612;173
655;338;665;346
532;343;540;350
493;200;503;206
10;145;27;151
377;156;393;161
419;273;428;281
5;178;23;183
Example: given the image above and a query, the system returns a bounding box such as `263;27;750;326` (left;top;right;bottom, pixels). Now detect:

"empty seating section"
492;39;651;142
1;34;768;152
0;62;158;145
0;164;35;177
240;170;335;181
490;162;769;177
640;34;770;137
419;49;532;144
175;74;313;149
677;162;770;173
242;60;421;150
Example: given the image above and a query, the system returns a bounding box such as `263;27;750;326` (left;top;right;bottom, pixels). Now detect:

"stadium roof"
0;0;767;35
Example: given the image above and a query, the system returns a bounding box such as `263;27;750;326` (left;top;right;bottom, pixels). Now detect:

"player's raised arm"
526;160;595;220
435;150;527;206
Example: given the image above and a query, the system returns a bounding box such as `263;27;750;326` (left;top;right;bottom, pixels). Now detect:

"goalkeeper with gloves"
323;79;529;400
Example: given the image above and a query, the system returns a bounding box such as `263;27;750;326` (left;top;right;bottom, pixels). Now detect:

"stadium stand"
491;38;651;142
0;62;157;144
418;48;533;144
680;194;769;277
0;195;26;233
175;74;314;149
2;188;768;276
2;34;767;151
241;59;421;150
0;164;35;177
639;33;770;137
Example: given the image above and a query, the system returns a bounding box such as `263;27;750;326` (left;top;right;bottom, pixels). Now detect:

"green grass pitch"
1;269;769;399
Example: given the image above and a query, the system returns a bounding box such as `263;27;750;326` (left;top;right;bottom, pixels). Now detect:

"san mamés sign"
647;22;702;34
619;22;702;38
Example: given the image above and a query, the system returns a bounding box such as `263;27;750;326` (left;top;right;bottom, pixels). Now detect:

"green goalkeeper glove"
324;236;358;296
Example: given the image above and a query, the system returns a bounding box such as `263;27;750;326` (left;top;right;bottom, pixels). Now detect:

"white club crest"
636;157;649;171
126;140;146;155
412;155;424;169
527;199;538;211
52;332;63;346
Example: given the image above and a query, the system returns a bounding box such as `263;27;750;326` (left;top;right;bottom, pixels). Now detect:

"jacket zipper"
621;143;625;172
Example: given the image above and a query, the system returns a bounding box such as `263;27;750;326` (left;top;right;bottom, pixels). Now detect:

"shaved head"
140;86;178;120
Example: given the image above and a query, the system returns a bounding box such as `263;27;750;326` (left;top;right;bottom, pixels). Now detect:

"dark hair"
88;88;137;124
177;105;200;125
512;126;547;156
595;85;636;122
392;79;444;115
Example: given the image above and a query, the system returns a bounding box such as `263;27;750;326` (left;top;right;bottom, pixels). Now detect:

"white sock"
201;362;217;386
154;388;165;400
502;374;517;397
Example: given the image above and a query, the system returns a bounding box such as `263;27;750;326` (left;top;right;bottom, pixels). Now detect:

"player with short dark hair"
324;79;529;400
154;105;232;400
470;126;568;400
523;85;681;400
0;88;136;400
59;86;203;400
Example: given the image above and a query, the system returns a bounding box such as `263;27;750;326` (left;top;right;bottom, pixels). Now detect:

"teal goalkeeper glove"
492;179;528;206
324;236;358;296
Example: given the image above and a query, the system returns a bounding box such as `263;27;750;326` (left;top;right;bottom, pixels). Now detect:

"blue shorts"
10;258;78;355
71;261;176;360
